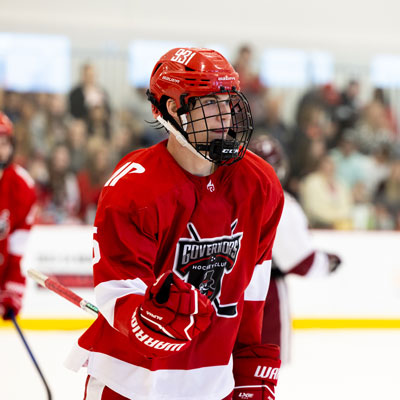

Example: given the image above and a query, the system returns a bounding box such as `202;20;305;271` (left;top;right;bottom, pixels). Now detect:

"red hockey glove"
327;253;341;273
0;281;25;320
233;344;281;400
130;271;214;358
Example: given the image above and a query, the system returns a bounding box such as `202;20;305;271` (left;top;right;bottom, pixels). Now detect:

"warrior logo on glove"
174;219;243;317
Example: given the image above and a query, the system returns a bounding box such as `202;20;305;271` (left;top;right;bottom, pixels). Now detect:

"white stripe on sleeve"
244;260;272;301
8;229;30;256
95;278;148;326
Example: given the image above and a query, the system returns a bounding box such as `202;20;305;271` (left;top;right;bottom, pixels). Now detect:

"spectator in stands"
124;90;164;149
351;181;376;230
372;88;397;136
363;144;392;197
232;44;266;125
26;155;51;224
334;79;361;144
77;138;112;224
329;129;370;190
374;159;400;229
29;94;68;160
352;99;393;155
46;94;68;145
68;63;111;123
87;104;111;140
287;105;328;196
13;98;36;165
67;118;88;173
299;155;353;229
2;91;22;122
40;144;80;224
255;94;292;153
295;83;340;132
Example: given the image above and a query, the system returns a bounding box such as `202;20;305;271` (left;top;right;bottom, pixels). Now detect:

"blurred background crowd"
2;44;400;230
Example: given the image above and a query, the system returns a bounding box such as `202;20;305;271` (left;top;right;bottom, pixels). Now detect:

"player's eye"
202;98;217;106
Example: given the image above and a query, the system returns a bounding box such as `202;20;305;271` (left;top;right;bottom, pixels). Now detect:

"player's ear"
166;99;178;119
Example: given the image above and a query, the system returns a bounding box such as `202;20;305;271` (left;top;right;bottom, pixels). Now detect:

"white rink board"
20;226;400;319
21;225;94;318
287;230;400;318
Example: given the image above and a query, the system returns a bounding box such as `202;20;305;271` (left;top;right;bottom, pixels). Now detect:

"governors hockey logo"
174;220;243;317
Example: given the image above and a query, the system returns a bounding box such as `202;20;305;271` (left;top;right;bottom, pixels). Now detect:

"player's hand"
130;271;214;358
0;281;25;320
140;271;213;341
233;344;281;400
327;253;341;273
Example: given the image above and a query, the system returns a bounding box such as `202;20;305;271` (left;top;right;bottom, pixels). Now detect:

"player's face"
186;94;232;143
0;135;12;166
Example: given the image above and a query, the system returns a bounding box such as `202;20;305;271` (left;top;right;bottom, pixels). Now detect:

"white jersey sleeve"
272;192;330;276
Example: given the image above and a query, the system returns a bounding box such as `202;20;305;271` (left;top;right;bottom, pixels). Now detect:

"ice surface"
1;329;399;399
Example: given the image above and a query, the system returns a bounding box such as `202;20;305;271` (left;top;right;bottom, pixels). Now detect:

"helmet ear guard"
147;48;254;166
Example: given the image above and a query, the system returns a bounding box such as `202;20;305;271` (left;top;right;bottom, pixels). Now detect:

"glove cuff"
129;309;189;358
233;344;281;400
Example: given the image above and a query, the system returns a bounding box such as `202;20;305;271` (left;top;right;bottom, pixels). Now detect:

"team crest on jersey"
173;220;243;317
0;210;10;240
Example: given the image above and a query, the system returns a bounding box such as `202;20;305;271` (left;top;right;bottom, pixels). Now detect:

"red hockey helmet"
0;112;13;138
248;135;289;183
147;48;254;166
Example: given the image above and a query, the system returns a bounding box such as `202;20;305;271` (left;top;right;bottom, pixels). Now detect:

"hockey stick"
10;311;53;400
27;269;99;317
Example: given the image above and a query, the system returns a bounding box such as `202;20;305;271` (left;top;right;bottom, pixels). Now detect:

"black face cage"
178;88;254;166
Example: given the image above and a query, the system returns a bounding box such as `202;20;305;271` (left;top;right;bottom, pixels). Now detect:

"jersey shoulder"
2;164;36;209
98;141;190;211
10;164;35;189
6;164;36;198
237;150;282;195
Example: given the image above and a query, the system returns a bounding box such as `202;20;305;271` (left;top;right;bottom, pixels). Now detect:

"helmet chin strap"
156;115;207;162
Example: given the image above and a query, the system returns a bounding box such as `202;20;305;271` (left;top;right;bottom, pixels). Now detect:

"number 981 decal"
171;49;196;65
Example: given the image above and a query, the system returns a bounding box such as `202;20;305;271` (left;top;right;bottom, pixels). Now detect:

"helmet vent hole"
152;63;162;77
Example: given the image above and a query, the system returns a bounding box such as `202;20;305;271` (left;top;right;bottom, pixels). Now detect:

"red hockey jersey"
0;164;36;292
67;141;284;400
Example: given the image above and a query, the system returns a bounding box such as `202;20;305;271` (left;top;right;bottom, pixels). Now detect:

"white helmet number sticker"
171;49;196;66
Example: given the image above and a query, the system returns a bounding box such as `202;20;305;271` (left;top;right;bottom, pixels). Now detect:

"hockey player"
0;112;36;320
248;135;341;363
66;48;284;400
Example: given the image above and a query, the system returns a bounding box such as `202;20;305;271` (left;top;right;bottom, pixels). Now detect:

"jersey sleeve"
235;178;284;348
273;193;330;277
92;203;158;337
2;175;36;288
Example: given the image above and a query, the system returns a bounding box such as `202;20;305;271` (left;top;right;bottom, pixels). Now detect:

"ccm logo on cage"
222;148;239;154
131;315;185;352
254;365;280;380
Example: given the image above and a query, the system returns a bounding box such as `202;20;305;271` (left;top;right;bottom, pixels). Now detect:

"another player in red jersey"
0;112;36;320
66;48;284;400
248;135;341;363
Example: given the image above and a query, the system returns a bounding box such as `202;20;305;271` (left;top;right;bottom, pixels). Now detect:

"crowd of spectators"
1;47;400;230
